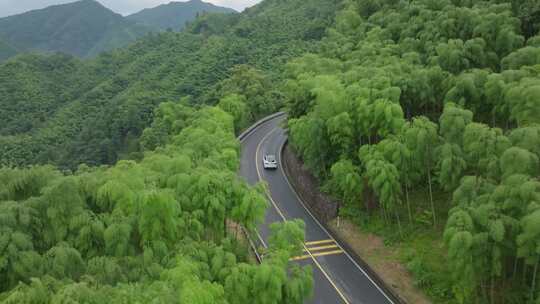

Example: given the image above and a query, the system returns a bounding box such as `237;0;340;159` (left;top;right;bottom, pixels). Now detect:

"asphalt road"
239;114;395;304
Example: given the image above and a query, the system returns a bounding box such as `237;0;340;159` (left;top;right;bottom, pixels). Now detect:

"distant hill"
0;0;152;60
127;0;236;31
0;39;17;61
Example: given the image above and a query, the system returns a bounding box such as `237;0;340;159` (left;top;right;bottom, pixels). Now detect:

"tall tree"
403;117;440;225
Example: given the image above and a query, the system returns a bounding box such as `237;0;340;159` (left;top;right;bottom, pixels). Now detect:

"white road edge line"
276;130;396;304
255;124;351;304
255;229;268;248
239;114;285;250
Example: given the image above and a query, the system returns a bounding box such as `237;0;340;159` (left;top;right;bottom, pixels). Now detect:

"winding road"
239;113;396;304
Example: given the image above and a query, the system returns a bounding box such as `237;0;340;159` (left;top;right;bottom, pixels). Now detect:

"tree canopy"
285;0;540;303
0;104;313;302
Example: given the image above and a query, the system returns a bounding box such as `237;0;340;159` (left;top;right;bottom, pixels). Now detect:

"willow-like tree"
506;81;540;127
499;147;539;178
139;191;183;260
326;112;354;158
218;94;249;133
439;103;473;146
436;101;470;190
403;117;439;225
465;123;512;179
231;187;267;232
327;159;362;214
360;146;403;234
444;209;475;303
376;136;415;222
518;208;540;303
509;125;540;160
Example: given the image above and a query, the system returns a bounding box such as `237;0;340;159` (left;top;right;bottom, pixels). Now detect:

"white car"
263;154;278;169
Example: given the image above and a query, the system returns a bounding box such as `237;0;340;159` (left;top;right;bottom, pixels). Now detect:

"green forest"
0;104;312;303
1;0;540;303
0;0;334;302
286;0;540;303
0;0;337;169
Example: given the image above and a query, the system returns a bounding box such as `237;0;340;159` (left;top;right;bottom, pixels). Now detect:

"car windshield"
266;155;276;162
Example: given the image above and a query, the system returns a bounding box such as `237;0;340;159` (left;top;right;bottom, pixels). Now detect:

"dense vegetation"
3;0;540;302
0;103;313;302
286;0;540;303
0;0;338;169
0;1;336;300
0;0;152;61
0;39;17;61
127;0;236;32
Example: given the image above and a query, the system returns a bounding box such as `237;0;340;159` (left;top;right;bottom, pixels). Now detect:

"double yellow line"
291;239;344;261
255;126;351;304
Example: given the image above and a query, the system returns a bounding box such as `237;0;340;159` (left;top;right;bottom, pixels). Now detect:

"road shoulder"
327;219;432;304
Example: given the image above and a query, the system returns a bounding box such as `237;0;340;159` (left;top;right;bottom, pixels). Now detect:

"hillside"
1;0;540;303
0;0;334;301
127;0;236;31
0;0;151;60
0;0;339;169
0;97;313;303
285;0;540;303
0;39;17;61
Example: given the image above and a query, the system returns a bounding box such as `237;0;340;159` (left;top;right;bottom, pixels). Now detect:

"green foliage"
0;39;17;61
0;105;312;302
212;65;281;122
268;220;305;257
499;147;539;177
463;122;511;177
439;103;474;145
327;112;355;157
436;143;467;192
509;125;540;159
285;0;540;303
506;80;540;126
2;0;540;302
218;94;249;133
363;155;403;225
0;0;339;169
327;159;362;207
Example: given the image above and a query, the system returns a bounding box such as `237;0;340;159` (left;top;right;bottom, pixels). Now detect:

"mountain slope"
127;0;236;31
0;38;17;61
0;0;340;169
0;0;152;60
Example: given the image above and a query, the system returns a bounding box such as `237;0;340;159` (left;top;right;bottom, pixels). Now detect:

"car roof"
265;154;276;160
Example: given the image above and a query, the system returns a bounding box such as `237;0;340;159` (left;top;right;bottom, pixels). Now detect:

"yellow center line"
305;239;334;246
291;249;344;261
255;126;350;304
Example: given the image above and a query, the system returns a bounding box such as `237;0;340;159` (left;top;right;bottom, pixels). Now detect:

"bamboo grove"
285;0;540;303
0;103;313;303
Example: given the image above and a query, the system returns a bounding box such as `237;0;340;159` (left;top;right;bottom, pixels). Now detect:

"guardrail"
237;112;285;141
280;138;407;304
237;112;286;264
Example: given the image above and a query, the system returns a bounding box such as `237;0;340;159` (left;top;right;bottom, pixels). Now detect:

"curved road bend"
239;114;395;304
